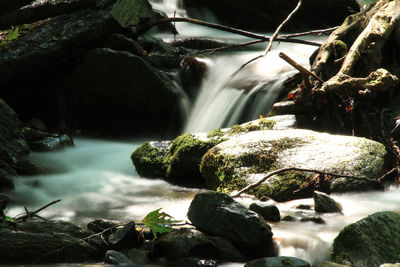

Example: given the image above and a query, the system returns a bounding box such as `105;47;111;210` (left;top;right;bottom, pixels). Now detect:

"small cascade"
184;43;317;133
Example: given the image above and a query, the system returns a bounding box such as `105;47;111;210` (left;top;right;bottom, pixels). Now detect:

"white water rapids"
5;0;397;266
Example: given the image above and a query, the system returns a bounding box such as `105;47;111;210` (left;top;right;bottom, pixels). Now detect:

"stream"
5;0;398;266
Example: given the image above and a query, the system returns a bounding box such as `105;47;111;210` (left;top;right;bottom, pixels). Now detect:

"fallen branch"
136;17;322;47
194;39;265;54
231;167;376;198
280;26;338;38
14;199;61;223
279;52;324;84
231;0;303;78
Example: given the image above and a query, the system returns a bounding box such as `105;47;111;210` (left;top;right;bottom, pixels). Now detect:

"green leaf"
7;26;19;41
142;208;181;239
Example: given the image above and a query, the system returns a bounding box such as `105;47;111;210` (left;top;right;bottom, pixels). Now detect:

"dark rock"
0;220;102;263
282;215;297;222
244;256;311;267
26;118;47;131
332;211;400;267
62;48;182;134
313;191;342;214
0;0;32;17
0;0;94;30
329;177;383;192
105;33;145;56
105;250;132;265
126;248;151;265
87;219;119;235
0;98;31;190
182;0;360;32
0;3;120;128
187;191;275;259
23;127;74;152
153;227;244;261
167;257;217;267
300;216;326;224
108;222;142;249
249;202;281;222
138;36;181;68
296;204;312;210
180;55;207;100
0;195;10;215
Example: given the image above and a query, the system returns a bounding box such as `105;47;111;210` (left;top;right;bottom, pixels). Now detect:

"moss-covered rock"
332;211;400;266
201;129;390;201
131;141;170;178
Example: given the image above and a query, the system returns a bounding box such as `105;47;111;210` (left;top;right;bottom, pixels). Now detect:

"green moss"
164;133;223;183
202;137;308;200
131;142;166;178
227;119;276;136
207;129;224;139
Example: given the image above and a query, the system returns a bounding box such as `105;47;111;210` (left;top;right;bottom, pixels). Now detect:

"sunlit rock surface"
201;129;389;201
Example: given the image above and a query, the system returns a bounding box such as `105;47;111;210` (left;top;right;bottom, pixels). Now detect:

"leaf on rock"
142;208;181;238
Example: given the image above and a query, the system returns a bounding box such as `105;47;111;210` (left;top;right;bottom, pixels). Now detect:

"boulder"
187;191;275;259
0;2;120;128
313;191;342;213
0;220;103;263
105;33;145;57
249;202;280;222
332;211;400;266
0;98;32;190
182;0;360;32
108;222;142;249
112;0;154;28
105;250;132;265
153;227;244;261
62;48;182;134
201;129;389;201
23;127;74;152
126;248;151;265
0;0;95;30
244;256;311;267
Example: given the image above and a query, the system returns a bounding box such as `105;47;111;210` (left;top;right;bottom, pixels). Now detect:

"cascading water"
5;0;397;266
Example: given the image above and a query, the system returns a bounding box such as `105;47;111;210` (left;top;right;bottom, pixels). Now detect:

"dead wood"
279;52;324;84
136;16;322;47
14;199;61;223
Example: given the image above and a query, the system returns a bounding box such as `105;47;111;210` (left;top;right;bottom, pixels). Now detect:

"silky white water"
5;0;399;266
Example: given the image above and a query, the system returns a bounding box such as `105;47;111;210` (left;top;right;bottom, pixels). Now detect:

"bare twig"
194;39;265;54
231;167;375;197
14;199;61;223
280;26;338;38
231;0;303;78
136;17;322;47
279;52;324;83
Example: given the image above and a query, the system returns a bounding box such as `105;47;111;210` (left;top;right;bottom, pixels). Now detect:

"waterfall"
183;43;317;133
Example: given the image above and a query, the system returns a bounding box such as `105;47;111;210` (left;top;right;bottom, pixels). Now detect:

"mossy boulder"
131;141;170;178
332;211;400;266
200;129;390;201
112;0;154;28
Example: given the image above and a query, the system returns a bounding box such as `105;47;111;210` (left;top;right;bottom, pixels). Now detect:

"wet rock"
180;55;207;100
62;48;182;134
0;3;120;127
0;98;31;190
187;191;275;259
282;215;297;222
0;0;32;17
313;191;342;214
126;248;151;265
87;219;119;235
244;256;311;267
138;36;181;68
182;0;360;32
0;0;94;30
105;250;132;264
112;0;154;28
0;195;9;216
201;128;390;201
153;227;244;261
249;202;280;222
108;222;142;249
296;204;312;210
332;211;400;266
167;257;217;267
300;216;326;224
0;220;102;263
23;127;74;152
105;33;145;56
269;101;306;116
